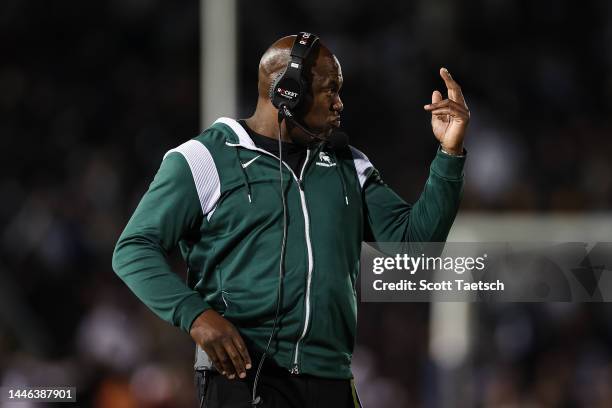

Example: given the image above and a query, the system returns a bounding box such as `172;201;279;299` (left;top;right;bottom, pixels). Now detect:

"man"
112;33;469;407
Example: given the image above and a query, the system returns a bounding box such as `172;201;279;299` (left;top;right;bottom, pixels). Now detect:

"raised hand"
190;309;252;380
424;68;470;155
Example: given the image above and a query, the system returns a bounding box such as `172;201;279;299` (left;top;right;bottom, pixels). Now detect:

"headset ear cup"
271;73;304;111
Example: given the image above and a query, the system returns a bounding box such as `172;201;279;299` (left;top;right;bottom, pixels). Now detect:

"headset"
269;32;348;148
269;32;320;113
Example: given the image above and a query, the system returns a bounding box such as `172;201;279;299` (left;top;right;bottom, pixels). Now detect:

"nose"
332;95;344;113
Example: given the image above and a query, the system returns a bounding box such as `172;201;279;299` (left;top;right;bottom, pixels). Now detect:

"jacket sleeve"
355;147;465;242
112;152;211;333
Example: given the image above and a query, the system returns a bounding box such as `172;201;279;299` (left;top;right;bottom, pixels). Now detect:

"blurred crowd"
1;0;611;406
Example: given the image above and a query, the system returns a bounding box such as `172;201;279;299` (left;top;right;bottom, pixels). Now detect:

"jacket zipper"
291;150;314;374
228;142;314;373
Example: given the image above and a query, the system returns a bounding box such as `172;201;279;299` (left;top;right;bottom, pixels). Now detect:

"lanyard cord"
251;113;288;407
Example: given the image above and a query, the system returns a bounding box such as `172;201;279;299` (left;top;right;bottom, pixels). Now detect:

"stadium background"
1;0;612;406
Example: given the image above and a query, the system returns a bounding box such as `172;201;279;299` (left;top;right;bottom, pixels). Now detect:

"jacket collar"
213;117;257;149
213;116;328;157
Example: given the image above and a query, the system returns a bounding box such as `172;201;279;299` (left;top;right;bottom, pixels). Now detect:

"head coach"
112;32;470;407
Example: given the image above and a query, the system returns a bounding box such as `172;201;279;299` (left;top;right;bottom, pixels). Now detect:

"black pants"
194;366;362;408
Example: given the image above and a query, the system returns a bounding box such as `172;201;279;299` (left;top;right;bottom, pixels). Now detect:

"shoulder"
161;127;228;215
330;144;372;164
345;145;375;188
163;117;238;165
328;144;375;188
347;145;374;171
348;145;372;164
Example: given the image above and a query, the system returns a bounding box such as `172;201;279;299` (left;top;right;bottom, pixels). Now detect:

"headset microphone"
280;104;349;150
279;104;317;137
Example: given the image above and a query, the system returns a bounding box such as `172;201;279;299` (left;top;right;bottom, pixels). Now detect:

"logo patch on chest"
315;152;336;167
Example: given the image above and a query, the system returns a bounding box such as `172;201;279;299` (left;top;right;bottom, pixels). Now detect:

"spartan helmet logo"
319;152;332;164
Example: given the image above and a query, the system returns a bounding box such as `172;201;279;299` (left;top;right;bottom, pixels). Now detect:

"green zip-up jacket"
112;117;465;379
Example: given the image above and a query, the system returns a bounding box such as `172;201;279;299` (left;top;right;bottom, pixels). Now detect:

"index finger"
439;67;466;106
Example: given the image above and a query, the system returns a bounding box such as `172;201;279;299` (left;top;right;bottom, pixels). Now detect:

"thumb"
432;90;443;104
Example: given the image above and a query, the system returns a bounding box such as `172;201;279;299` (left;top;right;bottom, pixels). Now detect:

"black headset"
269;32;320;111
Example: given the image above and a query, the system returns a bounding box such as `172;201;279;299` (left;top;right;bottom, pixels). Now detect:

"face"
299;54;344;138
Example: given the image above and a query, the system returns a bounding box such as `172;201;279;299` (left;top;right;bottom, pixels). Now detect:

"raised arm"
358;67;469;243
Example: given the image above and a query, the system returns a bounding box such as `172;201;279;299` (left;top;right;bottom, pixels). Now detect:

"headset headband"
290;32;319;60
